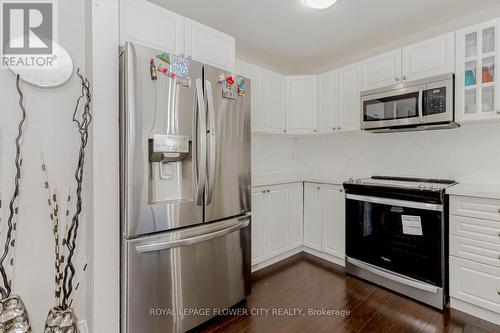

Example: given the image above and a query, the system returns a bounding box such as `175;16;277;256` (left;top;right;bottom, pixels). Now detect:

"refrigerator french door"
120;42;251;333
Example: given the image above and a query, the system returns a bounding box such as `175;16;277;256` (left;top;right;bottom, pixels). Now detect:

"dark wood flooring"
194;253;500;333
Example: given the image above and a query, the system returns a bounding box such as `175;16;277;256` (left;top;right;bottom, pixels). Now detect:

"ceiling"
150;0;500;74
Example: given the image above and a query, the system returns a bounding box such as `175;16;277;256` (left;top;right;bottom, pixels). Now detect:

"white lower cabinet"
449;194;500;325
304;182;345;260
251;183;303;267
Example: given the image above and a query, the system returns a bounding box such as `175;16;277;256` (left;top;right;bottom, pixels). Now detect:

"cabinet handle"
402;75;408;80
266;189;270;193
313;129;317;133
498;290;500;296
497;208;500;213
496;110;500;114
395;77;400;81
337;126;341;130
339;188;344;192
498;254;500;260
262;190;266;194
317;187;320;191
283;129;287;133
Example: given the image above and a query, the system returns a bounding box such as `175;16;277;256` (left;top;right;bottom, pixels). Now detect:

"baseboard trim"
450;297;500;326
251;247;345;280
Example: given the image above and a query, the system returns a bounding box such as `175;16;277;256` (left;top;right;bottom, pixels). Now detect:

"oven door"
345;194;444;287
361;85;424;130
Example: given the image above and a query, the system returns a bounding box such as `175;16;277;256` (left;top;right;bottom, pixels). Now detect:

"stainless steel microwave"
360;73;457;132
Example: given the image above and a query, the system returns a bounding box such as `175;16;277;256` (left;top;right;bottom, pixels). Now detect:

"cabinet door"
288;182;304;249
304;183;322;251
267;185;290;258
321;185;345;259
402;32;455;82
184;18;235;71
361;49;402;90
338;63;362;131
456;19;500;122
317;70;338;133
121;0;184;54
286;76;318;134
251;188;267;265
262;70;287;134
237;60;264;131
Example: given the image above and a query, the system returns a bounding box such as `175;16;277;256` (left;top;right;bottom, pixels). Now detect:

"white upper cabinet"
402;32;455;81
321;185;345;259
338;62;362;131
262;70;287;133
184;18;236;71
317;70;338;133
286;76;318;134
237;60;264;131
361;49;402;91
360;33;454;91
456;18;500;122
121;0;184;54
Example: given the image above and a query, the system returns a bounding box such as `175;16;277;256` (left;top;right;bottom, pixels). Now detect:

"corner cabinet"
251;183;303;267
286;76;318;134
304;183;345;260
456;18;500;123
184;18;236;72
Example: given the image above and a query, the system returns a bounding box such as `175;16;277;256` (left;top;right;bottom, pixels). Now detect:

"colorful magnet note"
156;52;171;64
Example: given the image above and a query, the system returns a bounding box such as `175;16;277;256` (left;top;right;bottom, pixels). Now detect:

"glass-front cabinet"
456;19;500;122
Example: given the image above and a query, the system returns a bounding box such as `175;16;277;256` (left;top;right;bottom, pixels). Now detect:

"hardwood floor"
193;253;500;333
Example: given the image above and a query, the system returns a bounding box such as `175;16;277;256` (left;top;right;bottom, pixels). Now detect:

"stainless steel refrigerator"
120;41;251;333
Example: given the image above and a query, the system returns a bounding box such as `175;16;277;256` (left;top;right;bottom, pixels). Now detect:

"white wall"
252;134;302;177
294;122;500;184
0;0;89;331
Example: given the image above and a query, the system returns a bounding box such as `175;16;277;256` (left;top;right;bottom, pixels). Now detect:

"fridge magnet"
156;52;171;64
217;72;226;84
237;77;247;96
171;55;189;78
0;74;31;333
149;59;158;81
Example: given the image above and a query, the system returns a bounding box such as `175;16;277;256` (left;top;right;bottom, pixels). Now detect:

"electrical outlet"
78;320;88;333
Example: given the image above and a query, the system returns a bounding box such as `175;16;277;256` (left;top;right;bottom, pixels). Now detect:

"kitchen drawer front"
450;215;500;245
450;196;500;222
450;257;500;314
450;236;500;268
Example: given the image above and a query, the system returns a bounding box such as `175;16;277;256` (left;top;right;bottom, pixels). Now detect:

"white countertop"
446;182;500;200
252;173;364;187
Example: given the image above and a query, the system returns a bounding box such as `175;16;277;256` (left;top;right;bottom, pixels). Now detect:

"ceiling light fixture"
304;0;338;10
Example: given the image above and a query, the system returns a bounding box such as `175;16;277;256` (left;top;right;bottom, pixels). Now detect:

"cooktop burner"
345;176;457;192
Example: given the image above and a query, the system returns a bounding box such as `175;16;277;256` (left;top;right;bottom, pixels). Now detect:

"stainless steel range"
344;176;457;309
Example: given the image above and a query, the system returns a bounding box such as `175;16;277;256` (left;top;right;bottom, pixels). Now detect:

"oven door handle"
347;257;439;294
346;194;443;211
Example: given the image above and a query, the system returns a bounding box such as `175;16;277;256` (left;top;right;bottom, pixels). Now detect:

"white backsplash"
253;122;500;184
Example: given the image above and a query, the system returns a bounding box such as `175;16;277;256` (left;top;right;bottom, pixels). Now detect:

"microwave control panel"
423;87;447;115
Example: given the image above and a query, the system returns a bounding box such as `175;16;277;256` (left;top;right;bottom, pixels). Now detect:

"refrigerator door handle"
134;216;250;253
205;80;216;205
193;78;207;206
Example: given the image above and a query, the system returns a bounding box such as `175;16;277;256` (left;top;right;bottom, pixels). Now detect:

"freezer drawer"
122;215;251;333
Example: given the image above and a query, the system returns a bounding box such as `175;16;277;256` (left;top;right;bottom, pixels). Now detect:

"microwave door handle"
205;80;216;205
418;86;424;122
193;78;206;206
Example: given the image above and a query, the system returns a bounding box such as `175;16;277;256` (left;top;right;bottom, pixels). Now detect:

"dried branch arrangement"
0;74;27;299
0;75;31;332
61;68;92;311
